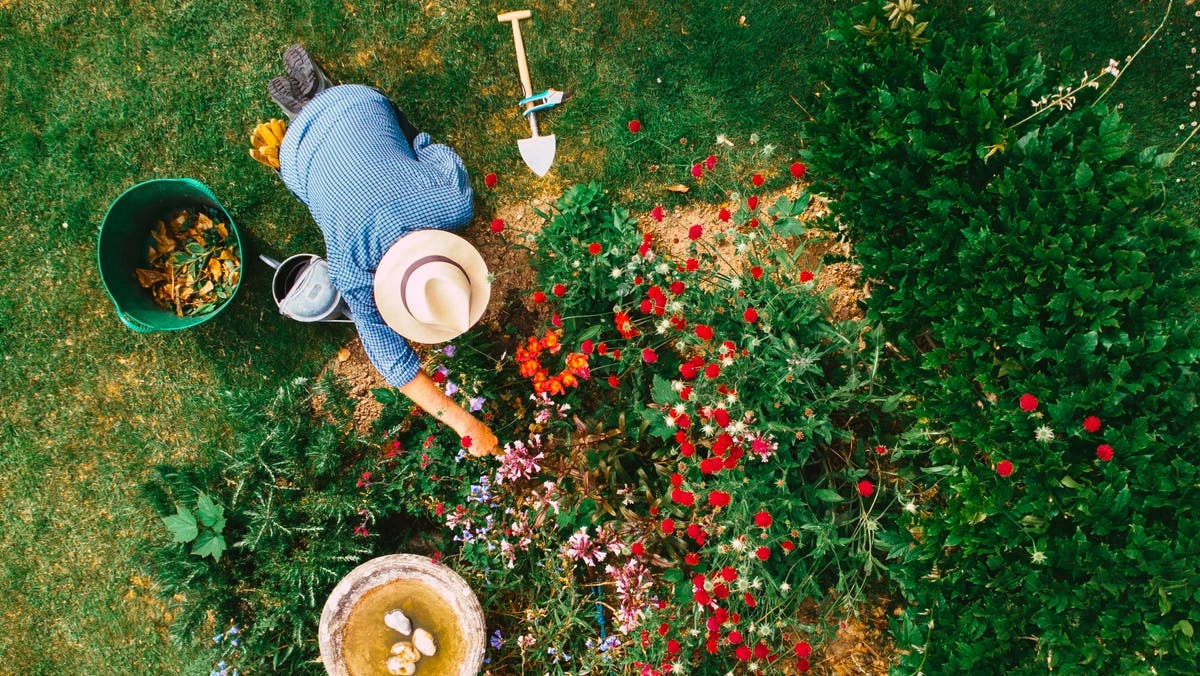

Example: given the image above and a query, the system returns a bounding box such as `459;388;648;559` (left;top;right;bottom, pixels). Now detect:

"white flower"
656;262;671;275
672;380;684;392
729;277;742;290
1035;425;1055;443
715;133;734;147
761;143;776;157
904;501;918;513
1031;548;1047;565
702;423;716;437
780;582;791;592
725;392;739;405
668;300;683;313
656;319;671;335
611;267;623;279
672;403;687;416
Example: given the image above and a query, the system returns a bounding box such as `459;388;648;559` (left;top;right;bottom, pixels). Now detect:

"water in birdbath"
340;578;467;675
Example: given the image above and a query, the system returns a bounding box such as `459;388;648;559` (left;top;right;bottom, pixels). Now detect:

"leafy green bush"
807;2;1200;672
144;378;479;674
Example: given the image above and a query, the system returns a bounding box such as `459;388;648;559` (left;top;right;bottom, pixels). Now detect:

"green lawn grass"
0;1;1193;672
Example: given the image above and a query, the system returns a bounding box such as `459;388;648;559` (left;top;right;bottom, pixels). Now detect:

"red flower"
489;218;505;233
800;270;814;283
751;266;763;280
794;641;812;658
708;490;731;508
797;657;811;672
667;639;681;655
685;552;700;566
996;459;1014;477
720;566;737;581
588;242;602;255
484;172;498;188
695;324;714;340
1019;393;1038;412
661;518;676;533
754;510;773;528
669;280;685;295
790;162;807;179
671;488;695;506
551;312;562;328
735;645;752;661
744;591;757;607
1096;444;1114;462
1083;415;1102;433
704;363;721;378
874;445;888;455
747;195;759;210
718;207;731;222
686;258;699;271
532;290;546;303
690;163;703;178
632;542;645;556
642;348;658;363
857;480;874;497
688;224;703;240
461;436;473;449
751;173;764;187
652;205;665;222
552;283;566;297
713;408;731;427
727;630;743;645
743;307;758;323
754;643;769;659
608;375;619;388
755;546;770;561
581;339;594;354
705;154;718;170
628;119;642;133
781;540;795;552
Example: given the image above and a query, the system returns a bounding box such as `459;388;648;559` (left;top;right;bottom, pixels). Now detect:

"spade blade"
518;135;556;177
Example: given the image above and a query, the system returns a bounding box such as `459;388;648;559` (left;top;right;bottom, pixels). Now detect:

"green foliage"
808;2;1200;672
144;376;480;673
161;492;228;560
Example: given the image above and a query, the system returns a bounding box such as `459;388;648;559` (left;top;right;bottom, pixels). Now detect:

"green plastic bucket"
97;178;244;333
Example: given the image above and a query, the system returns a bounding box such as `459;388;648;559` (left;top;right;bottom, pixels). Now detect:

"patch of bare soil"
642;184;866;322
795;594;900;676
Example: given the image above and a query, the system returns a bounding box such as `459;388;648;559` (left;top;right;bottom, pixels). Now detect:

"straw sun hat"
373;230;491;344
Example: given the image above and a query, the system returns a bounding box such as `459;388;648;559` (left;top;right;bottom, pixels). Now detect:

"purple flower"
469;396;486;412
442;344;457;357
444;381;459;396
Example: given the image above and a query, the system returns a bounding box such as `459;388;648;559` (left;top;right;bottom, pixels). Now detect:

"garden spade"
498;9;556;176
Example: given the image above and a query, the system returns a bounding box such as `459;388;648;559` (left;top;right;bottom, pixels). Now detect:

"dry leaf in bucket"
135;207;241;317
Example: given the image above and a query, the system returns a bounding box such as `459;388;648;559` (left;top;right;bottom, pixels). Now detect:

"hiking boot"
283;45;334;100
268;75;305;119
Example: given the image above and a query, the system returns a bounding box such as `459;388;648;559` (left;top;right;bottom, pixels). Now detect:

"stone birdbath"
319;554;486;676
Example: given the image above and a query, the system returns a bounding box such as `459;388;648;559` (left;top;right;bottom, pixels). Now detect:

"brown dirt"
795;594;900;676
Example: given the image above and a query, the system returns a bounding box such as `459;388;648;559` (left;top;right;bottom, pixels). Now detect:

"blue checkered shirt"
279;85;474;386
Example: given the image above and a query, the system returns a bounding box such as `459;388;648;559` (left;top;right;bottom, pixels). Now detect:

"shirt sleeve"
339;281;421;387
412;132;472;190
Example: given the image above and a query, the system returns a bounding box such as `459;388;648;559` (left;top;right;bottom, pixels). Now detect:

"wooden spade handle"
497;10;535;100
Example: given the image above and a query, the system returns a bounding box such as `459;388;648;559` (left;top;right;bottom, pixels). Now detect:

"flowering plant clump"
412;164;900;674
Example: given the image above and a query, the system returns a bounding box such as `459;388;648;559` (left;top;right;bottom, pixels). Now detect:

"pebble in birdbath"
382;609;437;674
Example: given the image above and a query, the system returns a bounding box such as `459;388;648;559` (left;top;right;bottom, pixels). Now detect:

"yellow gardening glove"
249;118;287;170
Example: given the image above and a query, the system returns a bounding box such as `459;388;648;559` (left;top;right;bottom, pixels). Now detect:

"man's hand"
398;370;501;457
460;419;500;457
